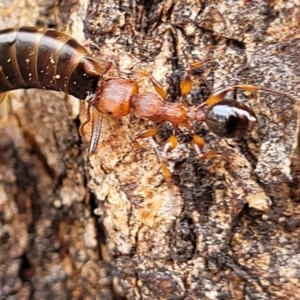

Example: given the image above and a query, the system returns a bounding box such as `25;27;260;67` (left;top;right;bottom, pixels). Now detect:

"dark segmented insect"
0;27;297;182
0;26;107;100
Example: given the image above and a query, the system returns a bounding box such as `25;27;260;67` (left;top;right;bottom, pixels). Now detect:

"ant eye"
205;100;257;138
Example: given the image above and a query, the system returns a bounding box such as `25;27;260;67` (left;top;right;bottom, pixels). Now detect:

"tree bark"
1;0;300;299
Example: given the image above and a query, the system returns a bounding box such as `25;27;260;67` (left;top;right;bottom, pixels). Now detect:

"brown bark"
1;0;300;299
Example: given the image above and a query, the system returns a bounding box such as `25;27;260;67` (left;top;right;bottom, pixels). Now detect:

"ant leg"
121;127;159;164
102;60;113;75
203;87;236;106
88;109;103;154
180;61;214;102
131;126;178;182
180;62;206;102
94;61;113;84
161;135;178;182
204;84;298;107
115;127;159;165
80;99;104;154
179;66;192;102
192;135;214;159
132;127;159;152
142;60;211;102
140;70;167;100
231;84;298;103
79;101;92;139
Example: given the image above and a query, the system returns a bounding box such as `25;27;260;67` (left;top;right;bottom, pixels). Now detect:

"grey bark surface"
0;0;300;299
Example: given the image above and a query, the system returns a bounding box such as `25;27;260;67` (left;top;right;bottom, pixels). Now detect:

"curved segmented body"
0;26;105;99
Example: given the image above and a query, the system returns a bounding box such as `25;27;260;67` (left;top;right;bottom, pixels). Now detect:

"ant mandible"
81;62;297;182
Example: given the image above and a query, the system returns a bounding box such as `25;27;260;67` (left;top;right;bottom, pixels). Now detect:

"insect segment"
0;26;109;103
83;63;297;182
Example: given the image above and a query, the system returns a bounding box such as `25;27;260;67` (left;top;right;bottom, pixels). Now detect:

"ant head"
204;100;257;138
93;78;139;117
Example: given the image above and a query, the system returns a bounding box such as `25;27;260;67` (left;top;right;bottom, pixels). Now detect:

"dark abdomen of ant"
205;100;257;138
0;26;105;99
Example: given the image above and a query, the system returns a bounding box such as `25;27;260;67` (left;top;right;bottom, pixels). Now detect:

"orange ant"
81;62;297;182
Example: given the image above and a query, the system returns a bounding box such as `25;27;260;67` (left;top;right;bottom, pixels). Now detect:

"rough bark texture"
0;0;300;299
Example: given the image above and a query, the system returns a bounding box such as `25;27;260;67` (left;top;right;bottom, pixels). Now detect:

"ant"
81;62;297;182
